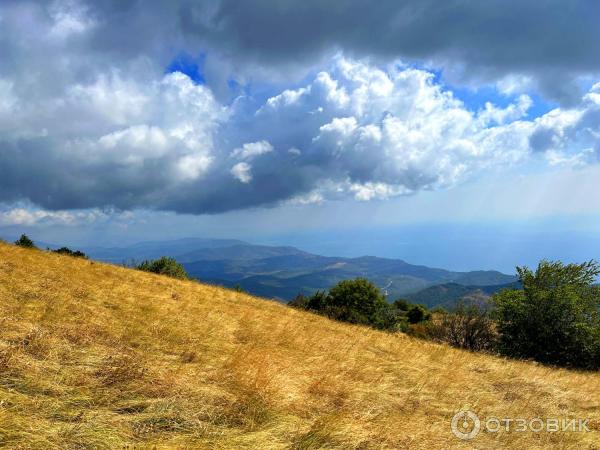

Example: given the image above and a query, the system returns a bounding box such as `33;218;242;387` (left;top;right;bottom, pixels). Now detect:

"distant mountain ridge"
83;238;247;263
79;238;517;304
405;281;522;309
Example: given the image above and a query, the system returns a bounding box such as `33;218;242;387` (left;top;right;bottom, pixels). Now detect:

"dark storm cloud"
5;0;598;101
183;0;600;103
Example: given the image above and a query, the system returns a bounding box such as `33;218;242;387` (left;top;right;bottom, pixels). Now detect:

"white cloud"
0;208;100;226
49;0;95;39
59;71;224;181
318;116;358;137
230;140;274;159
287;190;324;205
496;74;535;96
176;154;214;180
282;59;536;196
67;72;150;126
98;125;169;161
231;162;252;183
350;182;411;201
263;87;310;110
527;86;600;165
478;94;532;125
0;79;17;114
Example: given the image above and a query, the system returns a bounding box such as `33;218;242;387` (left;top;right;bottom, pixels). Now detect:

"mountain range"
74;238;517;304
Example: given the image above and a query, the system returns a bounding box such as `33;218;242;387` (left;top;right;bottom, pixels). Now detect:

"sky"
1;0;600;272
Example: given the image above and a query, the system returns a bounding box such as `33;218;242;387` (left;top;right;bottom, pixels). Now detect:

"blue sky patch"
166;53;206;84
450;85;557;119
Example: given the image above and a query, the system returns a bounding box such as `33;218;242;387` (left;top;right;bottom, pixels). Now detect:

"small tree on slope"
14;234;36;249
137;256;189;280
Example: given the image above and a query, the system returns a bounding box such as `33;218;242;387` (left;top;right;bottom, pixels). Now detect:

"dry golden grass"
0;242;599;449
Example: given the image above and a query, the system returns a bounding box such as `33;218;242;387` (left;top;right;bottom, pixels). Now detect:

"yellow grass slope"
0;241;599;449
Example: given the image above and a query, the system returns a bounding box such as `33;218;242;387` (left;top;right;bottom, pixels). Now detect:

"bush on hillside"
406;304;431;324
232;284;246;293
53;247;87;258
493;260;600;369
15;234;36;249
137;256;189;280
389;299;432;332
288;293;309;309
421;301;498;352
306;291;328;312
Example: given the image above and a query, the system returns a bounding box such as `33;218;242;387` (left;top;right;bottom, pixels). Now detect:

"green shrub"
137;257;189;280
53;247;87;258
406;304;431;324
14;234;36;249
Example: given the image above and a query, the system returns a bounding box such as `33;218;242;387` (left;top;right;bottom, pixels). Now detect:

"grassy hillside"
0;242;599;448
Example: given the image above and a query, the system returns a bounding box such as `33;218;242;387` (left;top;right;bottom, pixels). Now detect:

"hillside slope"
0;242;598;449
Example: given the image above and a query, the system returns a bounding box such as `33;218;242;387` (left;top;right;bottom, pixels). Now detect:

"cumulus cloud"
230;140;273;159
0;1;599;217
286;190;324;206
0;69;226;210
250;59;537;199
528;83;600;165
0;207;104;226
231;162;252;183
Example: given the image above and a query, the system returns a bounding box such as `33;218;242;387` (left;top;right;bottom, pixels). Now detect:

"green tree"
493;260;600;369
293;280;403;330
137;256;189;280
14;234;36;249
324;278;392;329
